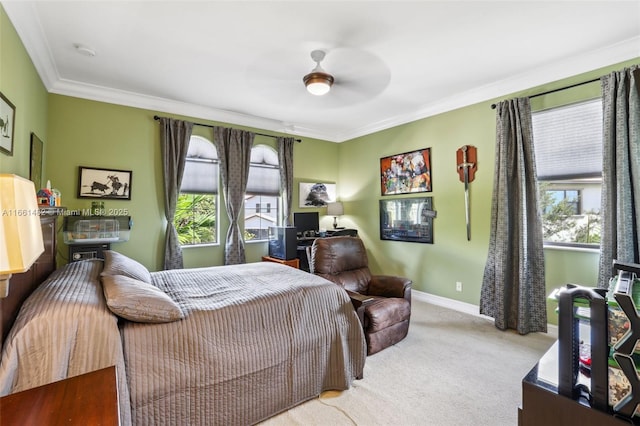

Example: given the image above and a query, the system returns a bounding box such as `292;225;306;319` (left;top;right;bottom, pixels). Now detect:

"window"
244;145;281;241
532;99;602;246
174;136;218;245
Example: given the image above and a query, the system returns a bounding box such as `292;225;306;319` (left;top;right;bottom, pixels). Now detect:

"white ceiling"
4;1;640;142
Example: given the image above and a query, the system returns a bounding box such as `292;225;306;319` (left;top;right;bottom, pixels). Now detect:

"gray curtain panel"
215;126;254;265
160;118;194;270
598;65;640;287
277;137;295;226
480;97;547;334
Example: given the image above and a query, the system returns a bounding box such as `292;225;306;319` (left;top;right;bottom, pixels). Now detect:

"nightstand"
262;255;300;269
0;366;119;425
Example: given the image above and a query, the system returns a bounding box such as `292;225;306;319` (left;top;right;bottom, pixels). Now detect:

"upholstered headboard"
1;215;57;343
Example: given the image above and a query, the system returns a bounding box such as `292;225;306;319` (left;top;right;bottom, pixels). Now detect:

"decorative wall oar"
456;145;477;241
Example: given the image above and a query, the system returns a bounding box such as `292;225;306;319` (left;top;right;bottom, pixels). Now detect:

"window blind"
246;145;280;196
532;98;602;181
181;136;219;194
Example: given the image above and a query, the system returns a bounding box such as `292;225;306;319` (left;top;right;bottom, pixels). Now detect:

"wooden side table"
0;366;120;425
262;255;300;269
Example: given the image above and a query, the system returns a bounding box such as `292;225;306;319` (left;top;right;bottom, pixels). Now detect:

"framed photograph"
77;166;132;200
380;148;432;195
299;182;336;207
30;133;44;188
0;92;16;156
380;197;435;244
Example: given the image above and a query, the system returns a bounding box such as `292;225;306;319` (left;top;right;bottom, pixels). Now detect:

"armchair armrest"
345;290;375;326
368;275;412;302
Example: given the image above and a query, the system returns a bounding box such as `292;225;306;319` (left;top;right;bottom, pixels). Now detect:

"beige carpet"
261;299;556;426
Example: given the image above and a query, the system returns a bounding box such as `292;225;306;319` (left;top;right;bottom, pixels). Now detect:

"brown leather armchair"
310;236;412;355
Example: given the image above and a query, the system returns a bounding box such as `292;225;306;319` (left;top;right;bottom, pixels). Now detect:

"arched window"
244;144;281;241
174;135;218;245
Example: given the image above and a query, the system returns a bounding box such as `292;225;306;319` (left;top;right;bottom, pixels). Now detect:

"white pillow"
101;274;184;323
101;250;152;284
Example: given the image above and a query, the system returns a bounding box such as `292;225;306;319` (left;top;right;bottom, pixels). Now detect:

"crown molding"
337;36;640;142
5;1;638;143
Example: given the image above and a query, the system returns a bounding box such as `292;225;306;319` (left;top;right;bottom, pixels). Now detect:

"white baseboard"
413;289;558;339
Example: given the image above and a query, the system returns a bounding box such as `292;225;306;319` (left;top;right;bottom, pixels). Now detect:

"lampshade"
0;174;44;297
327;202;344;216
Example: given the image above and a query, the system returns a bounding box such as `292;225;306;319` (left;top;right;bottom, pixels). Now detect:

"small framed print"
77;166;132;200
0;92;16;156
30;133;44;188
299;182;337;207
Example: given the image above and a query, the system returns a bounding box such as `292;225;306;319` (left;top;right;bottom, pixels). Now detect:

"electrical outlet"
456;281;463;292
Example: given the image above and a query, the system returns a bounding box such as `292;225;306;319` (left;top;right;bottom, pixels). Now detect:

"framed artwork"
380;148;431;195
77;166;132;200
299;182;336;207
379;197;435;244
30;133;44;188
0;92;16;156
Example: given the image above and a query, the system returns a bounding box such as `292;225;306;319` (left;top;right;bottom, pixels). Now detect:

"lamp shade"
0;174;44;274
327;202;344;216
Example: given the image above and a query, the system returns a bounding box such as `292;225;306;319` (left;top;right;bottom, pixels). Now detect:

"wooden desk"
262;255;300;269
0;366;120;426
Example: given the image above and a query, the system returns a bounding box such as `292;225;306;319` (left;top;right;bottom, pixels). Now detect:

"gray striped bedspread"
0;260;133;425
125;261;366;425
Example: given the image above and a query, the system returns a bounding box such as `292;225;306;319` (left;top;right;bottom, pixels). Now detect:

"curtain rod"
153;115;302;143
490;77;601;109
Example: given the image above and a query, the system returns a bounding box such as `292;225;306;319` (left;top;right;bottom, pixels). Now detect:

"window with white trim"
244;144;281;241
532;98;602;246
174;135;218;245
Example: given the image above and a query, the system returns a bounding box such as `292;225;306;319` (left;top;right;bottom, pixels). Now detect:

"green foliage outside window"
174;194;216;245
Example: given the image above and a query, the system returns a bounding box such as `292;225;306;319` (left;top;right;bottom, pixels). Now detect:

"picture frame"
299;182;337;207
379;197;435;244
30;133;44;188
380;148;432;195
77;166;132;200
0;92;16;156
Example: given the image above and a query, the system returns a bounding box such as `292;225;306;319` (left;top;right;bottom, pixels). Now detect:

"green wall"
0;5;48;179
45;95;338;271
3;1;639;325
338;58;639;325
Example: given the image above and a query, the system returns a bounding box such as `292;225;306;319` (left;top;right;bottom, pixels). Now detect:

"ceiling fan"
245;47;391;107
302;50;335;96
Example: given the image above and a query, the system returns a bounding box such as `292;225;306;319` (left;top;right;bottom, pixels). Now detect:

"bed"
0;242;366;425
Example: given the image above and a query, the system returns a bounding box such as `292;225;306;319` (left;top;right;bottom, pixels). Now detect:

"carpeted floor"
261;299;556;426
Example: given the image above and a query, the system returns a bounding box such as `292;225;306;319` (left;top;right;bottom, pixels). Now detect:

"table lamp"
327;202;344;229
0;174;45;298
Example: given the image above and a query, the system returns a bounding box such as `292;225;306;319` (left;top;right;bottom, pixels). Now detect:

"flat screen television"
294;212;319;236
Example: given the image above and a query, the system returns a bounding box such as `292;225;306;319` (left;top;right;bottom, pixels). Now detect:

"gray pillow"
101;274;184;323
101;250;152;284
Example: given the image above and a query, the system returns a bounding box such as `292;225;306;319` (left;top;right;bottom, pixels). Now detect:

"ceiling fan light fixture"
303;49;334;96
303;71;334;96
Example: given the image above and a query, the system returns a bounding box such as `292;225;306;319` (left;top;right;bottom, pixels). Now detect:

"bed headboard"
1;215;58;343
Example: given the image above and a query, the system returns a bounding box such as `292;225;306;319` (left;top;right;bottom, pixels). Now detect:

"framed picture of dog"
299;182;336;207
380;148;431;195
77;166;132;200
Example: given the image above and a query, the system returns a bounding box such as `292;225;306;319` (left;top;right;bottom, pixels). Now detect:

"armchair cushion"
366;297;411;333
